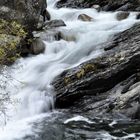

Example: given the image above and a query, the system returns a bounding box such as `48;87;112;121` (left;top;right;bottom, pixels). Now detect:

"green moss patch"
64;63;97;85
0;34;21;65
0;19;27;65
0;19;27;37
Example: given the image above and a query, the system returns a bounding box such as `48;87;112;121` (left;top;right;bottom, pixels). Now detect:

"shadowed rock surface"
57;0;140;11
53;23;140;119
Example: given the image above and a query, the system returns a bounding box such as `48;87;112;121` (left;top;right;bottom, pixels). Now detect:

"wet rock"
43;20;66;29
116;2;133;11
36;11;51;29
30;38;45;55
78;14;93;22
20;37;47;56
52;23;140;119
134;105;140;119
33;30;62;42
136;7;140;11
136;13;140;19
41;9;51;22
56;0;140;12
57;0;104;9
116;11;130;21
45;9;51;21
60;33;76;42
102;1;132;11
37;15;44;29
91;5;101;12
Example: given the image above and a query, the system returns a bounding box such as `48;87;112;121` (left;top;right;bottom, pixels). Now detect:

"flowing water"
0;0;139;139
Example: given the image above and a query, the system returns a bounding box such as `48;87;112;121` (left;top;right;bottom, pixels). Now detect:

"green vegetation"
64;77;71;85
0;19;27;37
64;63;97;85
0;19;27;65
77;68;85;79
77;63;96;79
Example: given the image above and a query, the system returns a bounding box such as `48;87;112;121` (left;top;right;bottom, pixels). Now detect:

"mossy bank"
0;19;27;65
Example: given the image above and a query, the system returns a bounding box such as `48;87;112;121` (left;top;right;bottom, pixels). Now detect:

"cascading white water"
0;0;139;139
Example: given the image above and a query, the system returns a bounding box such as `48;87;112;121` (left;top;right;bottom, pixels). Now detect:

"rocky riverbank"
1;1;140;139
57;0;140;11
0;0;49;65
1;0;140;123
53;22;140;119
52;1;140;120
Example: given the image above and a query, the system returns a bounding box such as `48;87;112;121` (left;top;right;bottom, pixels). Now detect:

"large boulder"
0;0;48;31
0;0;49;64
52;23;140;119
30;38;45;55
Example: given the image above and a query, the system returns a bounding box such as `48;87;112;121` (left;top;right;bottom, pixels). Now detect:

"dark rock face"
0;0;47;31
57;0;140;11
53;23;140;119
42;19;66;29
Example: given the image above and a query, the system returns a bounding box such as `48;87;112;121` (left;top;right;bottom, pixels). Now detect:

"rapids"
0;0;139;139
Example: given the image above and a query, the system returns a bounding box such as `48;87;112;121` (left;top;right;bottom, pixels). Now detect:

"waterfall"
0;0;138;139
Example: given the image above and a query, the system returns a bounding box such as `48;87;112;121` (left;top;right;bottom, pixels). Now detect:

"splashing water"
0;0;139;139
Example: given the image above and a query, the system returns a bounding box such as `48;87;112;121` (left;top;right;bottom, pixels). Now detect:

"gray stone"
45;9;51;21
116;11;130;21
136;13;140;19
78;14;93;21
30;39;45;55
91;4;101;12
43;19;66;29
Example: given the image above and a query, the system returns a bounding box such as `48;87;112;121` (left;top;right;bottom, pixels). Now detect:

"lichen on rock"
0;19;27;37
0;19;27;65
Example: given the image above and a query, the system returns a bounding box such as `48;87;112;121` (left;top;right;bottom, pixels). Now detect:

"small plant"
64;77;71;85
77;68;85;79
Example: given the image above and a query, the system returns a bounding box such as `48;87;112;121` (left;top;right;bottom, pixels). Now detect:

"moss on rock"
0;19;27;65
63;63;97;86
76;64;97;79
0;19;27;37
77;68;85;79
